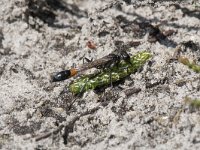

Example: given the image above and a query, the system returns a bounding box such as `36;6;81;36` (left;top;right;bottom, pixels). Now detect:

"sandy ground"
0;0;200;149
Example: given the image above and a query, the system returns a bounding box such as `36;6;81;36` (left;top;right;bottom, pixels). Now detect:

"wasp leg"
120;66;129;73
121;51;132;65
109;69;113;87
78;78;89;96
83;57;93;64
76;70;103;95
72;63;76;68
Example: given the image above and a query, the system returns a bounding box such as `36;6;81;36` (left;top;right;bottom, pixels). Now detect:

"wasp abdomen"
52;70;71;82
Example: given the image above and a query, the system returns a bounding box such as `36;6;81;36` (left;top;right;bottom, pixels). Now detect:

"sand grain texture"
0;0;200;149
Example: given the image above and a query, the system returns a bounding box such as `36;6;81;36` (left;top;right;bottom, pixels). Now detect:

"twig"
33;105;100;142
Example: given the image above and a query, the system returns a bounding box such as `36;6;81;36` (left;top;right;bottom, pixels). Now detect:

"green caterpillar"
178;56;200;73
69;51;151;94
